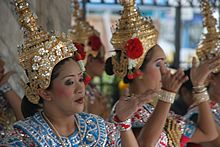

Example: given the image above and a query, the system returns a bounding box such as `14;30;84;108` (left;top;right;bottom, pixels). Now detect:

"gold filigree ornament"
197;0;220;73
111;0;158;79
67;0;105;64
13;0;86;104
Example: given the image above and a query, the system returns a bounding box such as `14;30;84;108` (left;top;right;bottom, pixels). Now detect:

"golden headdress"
197;0;220;73
68;0;105;63
14;0;87;104
111;0;159;79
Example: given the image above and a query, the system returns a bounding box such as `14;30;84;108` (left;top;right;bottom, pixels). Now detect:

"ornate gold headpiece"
197;0;220;73
111;0;158;79
68;0;105;63
14;0;87;104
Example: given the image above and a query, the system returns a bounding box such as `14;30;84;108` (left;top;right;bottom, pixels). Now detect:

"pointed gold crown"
197;0;220;73
68;0;105;63
14;0;81;104
111;0;158;78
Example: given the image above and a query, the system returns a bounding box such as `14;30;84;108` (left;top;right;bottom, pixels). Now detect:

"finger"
179;75;189;85
172;69;184;81
160;62;168;75
192;57;199;69
208;58;220;71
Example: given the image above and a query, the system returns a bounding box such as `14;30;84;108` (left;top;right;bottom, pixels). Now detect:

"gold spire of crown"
197;0;220;73
14;0;79;104
68;0;104;63
111;0;158;78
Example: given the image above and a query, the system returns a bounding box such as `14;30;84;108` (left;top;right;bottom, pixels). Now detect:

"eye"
65;79;74;85
79;77;84;82
156;62;161;67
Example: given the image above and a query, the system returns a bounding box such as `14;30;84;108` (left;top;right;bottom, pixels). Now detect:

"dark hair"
21;57;74;118
105;48;154;84
180;68;193;92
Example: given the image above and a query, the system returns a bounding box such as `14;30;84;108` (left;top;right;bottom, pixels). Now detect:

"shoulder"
1;127;35;146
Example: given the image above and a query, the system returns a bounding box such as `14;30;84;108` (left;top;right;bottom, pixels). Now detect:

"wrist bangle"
193;85;207;93
112;115;131;131
193;90;209;105
157;89;176;104
0;82;12;94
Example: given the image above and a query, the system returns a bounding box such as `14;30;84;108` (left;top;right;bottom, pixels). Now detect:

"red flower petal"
88;35;102;51
125;37;144;59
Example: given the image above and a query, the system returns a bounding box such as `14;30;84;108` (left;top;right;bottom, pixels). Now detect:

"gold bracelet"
157;89;176;104
193;90;210;105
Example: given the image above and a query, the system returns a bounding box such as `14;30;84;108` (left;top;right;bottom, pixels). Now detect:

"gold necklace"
42;112;81;147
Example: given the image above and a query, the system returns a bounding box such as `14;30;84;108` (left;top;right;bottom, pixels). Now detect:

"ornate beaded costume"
111;103;196;147
1;112;121;146
0;83;16;140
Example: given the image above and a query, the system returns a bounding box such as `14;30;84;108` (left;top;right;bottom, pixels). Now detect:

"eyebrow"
154;58;164;62
61;72;83;79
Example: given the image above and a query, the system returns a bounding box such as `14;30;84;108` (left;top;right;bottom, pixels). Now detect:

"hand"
0;59;15;86
190;56;220;86
115;89;156;121
160;62;188;93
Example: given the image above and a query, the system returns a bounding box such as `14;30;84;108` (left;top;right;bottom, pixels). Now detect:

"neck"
43;108;76;137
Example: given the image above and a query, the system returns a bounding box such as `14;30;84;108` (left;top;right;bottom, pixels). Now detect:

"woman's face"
47;59;85;115
141;45;166;91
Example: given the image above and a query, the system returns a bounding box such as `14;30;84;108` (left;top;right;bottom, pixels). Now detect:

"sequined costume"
111;103;196;147
185;101;220;126
1;112;120;146
0;83;16;140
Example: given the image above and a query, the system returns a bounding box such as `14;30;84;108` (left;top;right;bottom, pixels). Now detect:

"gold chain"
42;112;82;147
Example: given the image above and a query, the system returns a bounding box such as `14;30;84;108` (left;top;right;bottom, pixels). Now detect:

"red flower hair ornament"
88;35;102;51
125;37;144;79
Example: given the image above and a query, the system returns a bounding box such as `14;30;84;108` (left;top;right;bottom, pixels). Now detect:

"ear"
38;89;52;101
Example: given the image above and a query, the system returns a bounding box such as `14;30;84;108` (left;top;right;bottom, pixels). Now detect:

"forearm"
138;101;171;147
120;129;139;147
197;101;217;141
4;91;24;120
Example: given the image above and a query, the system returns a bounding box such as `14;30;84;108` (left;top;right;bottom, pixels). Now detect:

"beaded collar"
14;112;108;146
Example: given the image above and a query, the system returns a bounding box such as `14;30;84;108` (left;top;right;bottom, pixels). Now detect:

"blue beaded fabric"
1;112;121;147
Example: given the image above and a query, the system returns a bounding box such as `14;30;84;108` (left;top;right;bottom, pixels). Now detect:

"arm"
112;90;156;147
4;89;24;120
138;63;188;147
189;102;217;143
188;57;219;143
138;101;171;147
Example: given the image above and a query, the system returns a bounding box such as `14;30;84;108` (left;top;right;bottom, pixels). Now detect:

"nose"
74;79;85;95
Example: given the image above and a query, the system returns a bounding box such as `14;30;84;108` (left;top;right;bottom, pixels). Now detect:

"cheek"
144;66;161;81
53;84;73;98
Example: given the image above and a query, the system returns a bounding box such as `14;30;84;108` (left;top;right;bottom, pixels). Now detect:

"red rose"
88;35;102;51
74;42;86;60
125;38;144;59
